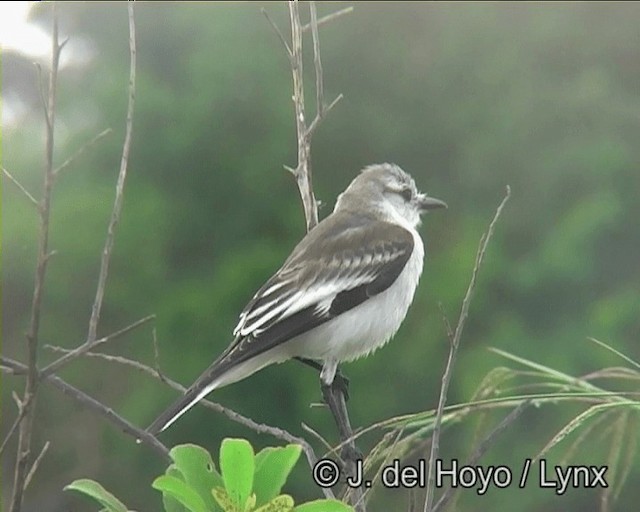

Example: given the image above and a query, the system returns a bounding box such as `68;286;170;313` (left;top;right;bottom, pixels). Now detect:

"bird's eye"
399;188;413;201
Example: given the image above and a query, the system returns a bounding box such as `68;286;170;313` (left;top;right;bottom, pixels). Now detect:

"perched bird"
147;163;446;435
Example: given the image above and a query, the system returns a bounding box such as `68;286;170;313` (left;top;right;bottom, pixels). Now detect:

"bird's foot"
331;369;350;402
340;443;363;465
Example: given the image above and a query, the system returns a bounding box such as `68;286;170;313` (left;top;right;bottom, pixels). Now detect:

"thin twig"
1;356;170;461
43;348;334;499
151;326;168;383
0;403;27;457
86;3;136;344
23;441;50;491
424;186;511;512
301;422;335;454
261;8;292;58
306;93;343;138
437;302;454;343
1;167;38;207
53;128;112;177
10;6;61;511
34;62;48;128
432;400;529;512
301;6;354;32
41;314;154;378
355;427;404;507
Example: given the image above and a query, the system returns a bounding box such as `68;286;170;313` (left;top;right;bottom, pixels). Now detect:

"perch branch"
280;1;359;506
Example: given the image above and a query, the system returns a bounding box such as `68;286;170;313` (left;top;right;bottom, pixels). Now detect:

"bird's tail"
146;360;227;435
146;341;280;435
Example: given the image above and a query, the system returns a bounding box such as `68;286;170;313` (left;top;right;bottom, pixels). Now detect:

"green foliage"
65;440;352;512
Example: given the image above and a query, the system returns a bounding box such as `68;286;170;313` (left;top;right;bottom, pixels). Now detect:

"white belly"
289;230;424;362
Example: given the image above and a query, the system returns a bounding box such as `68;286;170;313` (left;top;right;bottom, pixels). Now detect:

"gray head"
335;163;447;228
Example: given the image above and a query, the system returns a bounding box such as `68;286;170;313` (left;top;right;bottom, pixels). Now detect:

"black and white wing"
146;212;414;434
228;212;415;361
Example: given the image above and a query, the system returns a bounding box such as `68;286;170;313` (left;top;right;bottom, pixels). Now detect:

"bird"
147;163;446;435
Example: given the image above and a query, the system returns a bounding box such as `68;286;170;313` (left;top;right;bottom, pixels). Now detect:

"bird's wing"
226;213;415;365
146;214;414;434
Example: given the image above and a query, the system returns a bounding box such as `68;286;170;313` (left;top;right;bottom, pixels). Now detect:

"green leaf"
294;500;353;512
152;475;208;512
253;445;302;506
162;466;189;512
64;479;128;512
170;444;224;511
254;494;295;512
219;438;255;509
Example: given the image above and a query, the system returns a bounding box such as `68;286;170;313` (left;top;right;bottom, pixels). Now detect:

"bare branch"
41;314;155;378
151;326;168;383
310;2;324;119
1;167;39;207
86;3;136;344
306;93;343;138
261;7;292;58
10;6;61;510
43;348;333;498
1;356;170;461
287;0;319;232
437;302;454;344
301;422;334;454
301;6;354;32
53;128;112;177
0;403;27;457
23;441;50;491
424;186;511;512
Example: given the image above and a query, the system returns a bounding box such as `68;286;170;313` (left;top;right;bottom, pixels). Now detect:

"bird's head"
335;163;447;228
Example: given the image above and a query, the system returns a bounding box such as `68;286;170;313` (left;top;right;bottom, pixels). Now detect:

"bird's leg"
294;357;351;400
320;360;362;466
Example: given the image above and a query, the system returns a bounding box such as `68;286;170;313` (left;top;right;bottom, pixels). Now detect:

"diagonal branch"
86;3;136;344
23;441;50;492
1;356;170;461
301;6;354;32
261;7;292;58
42;348;335;500
1;167;39;207
424;186;511;512
41;314;155;378
53;128;112;178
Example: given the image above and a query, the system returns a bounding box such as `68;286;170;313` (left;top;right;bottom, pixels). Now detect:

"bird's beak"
417;194;448;212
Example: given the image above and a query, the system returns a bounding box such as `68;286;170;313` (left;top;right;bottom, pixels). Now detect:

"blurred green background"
3;2;639;511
